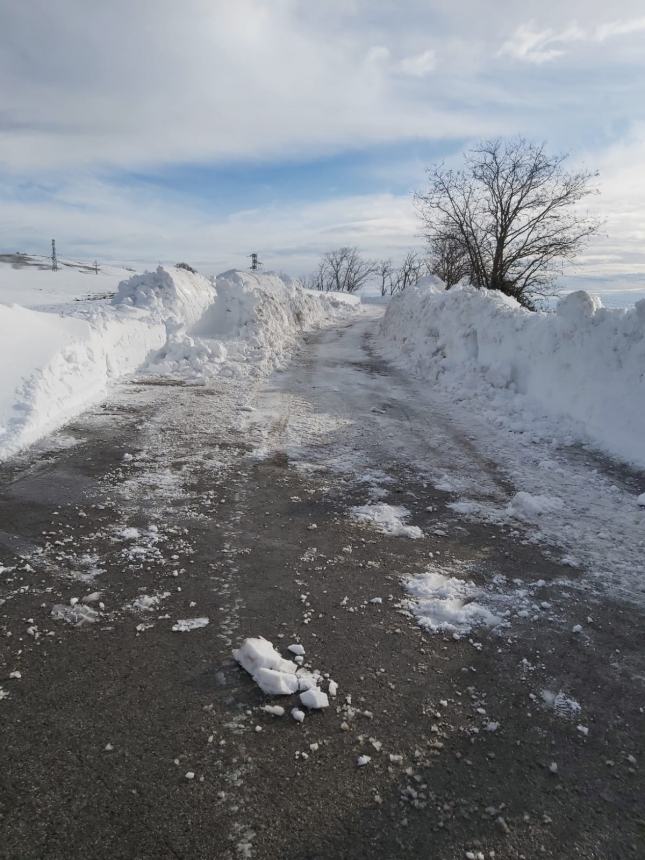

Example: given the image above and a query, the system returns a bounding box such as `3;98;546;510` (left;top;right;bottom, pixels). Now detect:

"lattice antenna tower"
51;239;58;271
249;252;262;271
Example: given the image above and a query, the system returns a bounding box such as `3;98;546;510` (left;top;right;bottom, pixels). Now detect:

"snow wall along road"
379;279;645;469
0;266;359;461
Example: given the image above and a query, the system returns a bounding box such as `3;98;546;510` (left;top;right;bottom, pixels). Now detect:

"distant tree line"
306;138;599;309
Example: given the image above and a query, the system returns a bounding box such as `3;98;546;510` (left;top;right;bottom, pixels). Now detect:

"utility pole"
94;259;99;274
51;239;58;271
249;252;262;271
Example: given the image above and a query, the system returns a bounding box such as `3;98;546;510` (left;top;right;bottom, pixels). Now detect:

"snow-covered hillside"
379;279;645;468
0;265;359;461
0;253;137;308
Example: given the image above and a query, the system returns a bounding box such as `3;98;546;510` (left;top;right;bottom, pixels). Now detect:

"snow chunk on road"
405;570;501;635
638;493;645;507
254;667;299;696
233;636;300;695
262;705;285;717
288;643;305;656
351;503;423;539
233;637;297;676
300;688;329;710
172;617;209;632
507;491;564;520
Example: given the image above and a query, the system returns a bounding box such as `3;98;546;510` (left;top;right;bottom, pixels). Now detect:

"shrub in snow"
380;282;645;468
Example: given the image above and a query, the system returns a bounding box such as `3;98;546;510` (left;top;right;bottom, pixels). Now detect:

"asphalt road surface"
1;314;644;859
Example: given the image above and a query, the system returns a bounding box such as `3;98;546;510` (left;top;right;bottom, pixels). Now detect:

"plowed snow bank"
380;280;645;468
0;266;358;460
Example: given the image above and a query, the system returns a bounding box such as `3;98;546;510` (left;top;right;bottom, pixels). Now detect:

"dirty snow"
351;502;423;539
404;569;501;635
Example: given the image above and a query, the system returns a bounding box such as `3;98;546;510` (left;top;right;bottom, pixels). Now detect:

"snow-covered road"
1;307;644;859
248;306;645;605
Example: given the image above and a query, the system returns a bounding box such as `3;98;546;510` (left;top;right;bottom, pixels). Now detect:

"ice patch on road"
403;564;570;636
128;591;170;612
542;689;582;719
172;617;209;632
404;570;501;634
51;603;99;626
351;502;423;539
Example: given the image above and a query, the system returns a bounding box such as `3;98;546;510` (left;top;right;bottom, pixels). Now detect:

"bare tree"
309;247;377;293
428;225;471;288
375;259;394;296
391;251;426;295
416;137;599;308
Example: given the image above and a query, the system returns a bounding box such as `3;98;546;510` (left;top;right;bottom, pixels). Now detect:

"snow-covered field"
0;253;136;308
380;279;645;469
0;262;359;461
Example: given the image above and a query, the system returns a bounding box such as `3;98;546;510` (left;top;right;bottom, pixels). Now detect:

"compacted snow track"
1;309;644;860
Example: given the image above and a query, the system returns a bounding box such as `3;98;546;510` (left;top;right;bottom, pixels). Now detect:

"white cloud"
500;14;645;63
0;0;485;173
399;49;437;77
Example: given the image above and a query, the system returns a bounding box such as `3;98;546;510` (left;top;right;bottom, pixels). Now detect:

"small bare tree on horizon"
309;247;377;293
390;250;426;295
416;137;600;308
375;258;394;296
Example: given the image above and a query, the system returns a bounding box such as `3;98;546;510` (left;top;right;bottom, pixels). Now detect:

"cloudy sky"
1;0;645;288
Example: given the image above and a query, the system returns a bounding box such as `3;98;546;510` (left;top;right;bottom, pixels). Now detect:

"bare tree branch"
415;137;600;307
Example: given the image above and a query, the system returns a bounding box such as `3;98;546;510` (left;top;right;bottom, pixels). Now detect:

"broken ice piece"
328;680;338;697
297;671;318;692
369;597;383;604
357;755;371;767
262;705;285;717
291;708;305;723
288;643;305;656
254;667;299;696
233;637;297;676
300;688;329;709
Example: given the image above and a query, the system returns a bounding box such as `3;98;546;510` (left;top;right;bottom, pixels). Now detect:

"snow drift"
150;269;359;380
380;279;645;468
0;266;359;461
